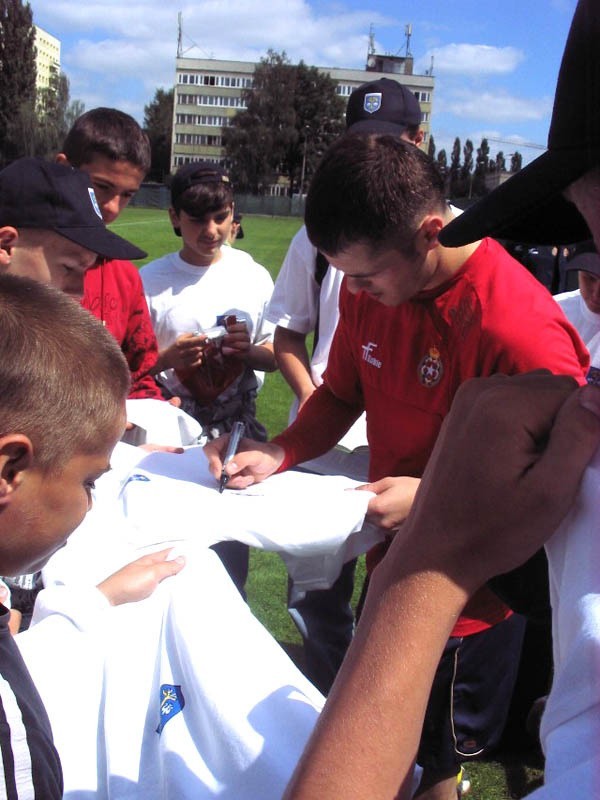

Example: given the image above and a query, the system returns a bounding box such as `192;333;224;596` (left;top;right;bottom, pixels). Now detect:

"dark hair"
0;274;129;471
172;181;234;218
305;133;446;256
61;107;151;174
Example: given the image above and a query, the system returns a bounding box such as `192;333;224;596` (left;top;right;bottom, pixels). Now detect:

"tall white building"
34;25;61;92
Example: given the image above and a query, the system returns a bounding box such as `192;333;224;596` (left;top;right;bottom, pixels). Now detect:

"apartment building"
34;25;61;92
172;52;434;177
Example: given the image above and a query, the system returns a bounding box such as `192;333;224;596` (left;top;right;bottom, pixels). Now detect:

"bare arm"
274;326;318;408
284;373;600;800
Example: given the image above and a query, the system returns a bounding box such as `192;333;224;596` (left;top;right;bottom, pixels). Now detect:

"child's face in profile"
75;156;145;225
0;407;126;576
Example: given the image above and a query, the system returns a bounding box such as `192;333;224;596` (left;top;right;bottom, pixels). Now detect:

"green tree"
495;151;506;172
0;0;36;164
449;136;461;198
428;134;436;160
510;151;523;172
473;137;490;195
460;139;474;197
34;66;71;157
224;50;344;194
144;87;173;182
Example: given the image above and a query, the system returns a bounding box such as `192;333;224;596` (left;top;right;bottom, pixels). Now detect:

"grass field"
114;207;544;799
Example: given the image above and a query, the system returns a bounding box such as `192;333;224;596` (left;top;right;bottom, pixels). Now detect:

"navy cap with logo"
345;78;422;135
0;158;146;260
170;161;231;205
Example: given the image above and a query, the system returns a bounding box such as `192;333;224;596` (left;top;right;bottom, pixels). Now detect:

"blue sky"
31;0;578;166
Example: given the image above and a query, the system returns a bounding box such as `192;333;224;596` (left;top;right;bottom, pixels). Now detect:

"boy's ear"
0;227;18;268
168;207;182;238
0;435;34;506
55;152;70;166
417;215;445;252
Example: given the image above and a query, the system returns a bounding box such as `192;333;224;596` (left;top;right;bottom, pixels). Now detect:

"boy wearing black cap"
0;157;144;297
141;161;276;594
266;78;424;697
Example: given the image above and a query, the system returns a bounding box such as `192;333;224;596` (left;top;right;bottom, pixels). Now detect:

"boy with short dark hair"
141;161;276;441
57;108;163;400
141;161;276;594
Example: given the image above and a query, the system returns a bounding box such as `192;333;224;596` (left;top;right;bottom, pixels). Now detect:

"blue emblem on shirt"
156;684;185;734
364;92;382;114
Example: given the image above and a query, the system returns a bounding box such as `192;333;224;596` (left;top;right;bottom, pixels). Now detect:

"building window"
414;91;431;103
335;84;354;96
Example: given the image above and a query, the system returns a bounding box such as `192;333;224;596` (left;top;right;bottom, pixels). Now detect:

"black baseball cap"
346;78;422;135
440;0;598;248
0;158;146;260
565;240;600;278
171;161;231;204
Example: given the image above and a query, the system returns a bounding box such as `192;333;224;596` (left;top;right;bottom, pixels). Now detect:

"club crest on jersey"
363;92;382;114
587;365;600;386
418;346;444;387
88;188;103;219
156;684;185;734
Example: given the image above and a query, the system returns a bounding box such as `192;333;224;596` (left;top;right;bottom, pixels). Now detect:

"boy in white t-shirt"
141;162;276;593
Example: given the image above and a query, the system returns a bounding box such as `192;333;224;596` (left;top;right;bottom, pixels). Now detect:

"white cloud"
418;43;524;76
438;89;552;123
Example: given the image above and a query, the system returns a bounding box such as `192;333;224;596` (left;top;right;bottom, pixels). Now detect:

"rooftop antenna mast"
368;23;375;56
176;12;213;58
177;11;183;58
404;23;413;58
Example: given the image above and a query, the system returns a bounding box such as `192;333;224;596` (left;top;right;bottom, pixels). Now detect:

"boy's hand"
203;435;284;488
97;549;185;606
360;476;421;532
221;321;251;358
160;333;208;371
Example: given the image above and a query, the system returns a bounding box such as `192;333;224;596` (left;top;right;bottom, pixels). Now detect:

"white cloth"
521;288;600;797
141;248;274;399
123;399;202;447
555;289;600;353
266;226;368;478
525;448;600;799
42;447;382;593
19;548;325;799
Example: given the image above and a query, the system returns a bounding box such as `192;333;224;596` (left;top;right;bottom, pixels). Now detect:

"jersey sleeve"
265;226;319;334
121;269;164;400
478;295;589;383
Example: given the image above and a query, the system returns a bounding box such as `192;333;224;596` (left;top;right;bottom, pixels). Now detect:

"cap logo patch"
364;92;382;114
88;188;103;220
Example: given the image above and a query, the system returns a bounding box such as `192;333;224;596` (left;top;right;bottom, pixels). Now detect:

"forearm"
284;544;469;799
242;341;277;372
275;327;316;401
150;348;172;375
273;383;362;469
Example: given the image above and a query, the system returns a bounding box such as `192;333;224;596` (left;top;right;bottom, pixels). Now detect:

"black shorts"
417;613;526;778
